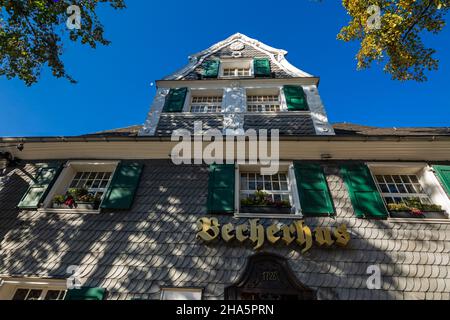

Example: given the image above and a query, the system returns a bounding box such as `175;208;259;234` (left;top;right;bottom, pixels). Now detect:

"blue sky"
1;0;449;137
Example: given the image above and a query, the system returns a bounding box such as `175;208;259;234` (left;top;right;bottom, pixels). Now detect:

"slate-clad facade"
1;33;450;301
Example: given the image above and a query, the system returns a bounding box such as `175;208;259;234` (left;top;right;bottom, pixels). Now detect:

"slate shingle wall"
155;114;224;136
155;114;316;136
0;160;450;300
244;114;316;135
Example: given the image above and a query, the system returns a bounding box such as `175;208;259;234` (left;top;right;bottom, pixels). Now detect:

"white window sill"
219;76;254;80
234;213;304;220
38;208;101;215
388;218;450;224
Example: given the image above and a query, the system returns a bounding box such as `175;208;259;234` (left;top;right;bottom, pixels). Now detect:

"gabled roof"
163;33;313;80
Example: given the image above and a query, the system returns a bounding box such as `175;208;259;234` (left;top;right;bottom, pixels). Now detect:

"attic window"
220;59;253;78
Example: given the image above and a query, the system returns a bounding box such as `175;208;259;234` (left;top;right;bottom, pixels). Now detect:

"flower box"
75;202;98;210
389;211;448;219
52;202;98;210
241;206;292;215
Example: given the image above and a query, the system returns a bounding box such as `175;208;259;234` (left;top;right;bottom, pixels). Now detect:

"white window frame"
219;58;254;79
0;278;67;301
160;288;203;301
246;94;282;113
190;95;223;113
234;162;303;219
41;160;119;214
367;162;450;221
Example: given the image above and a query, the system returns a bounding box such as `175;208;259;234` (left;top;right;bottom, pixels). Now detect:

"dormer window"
220;59;253;78
223;68;251;77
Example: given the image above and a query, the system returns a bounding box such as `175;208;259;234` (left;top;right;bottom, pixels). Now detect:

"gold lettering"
196;218;351;251
196;218;220;242
281;224;296;245
249;219;265;250
236;224;248;243
315;227;334;247
334;224;351;247
294;221;313;253
222;223;235;243
267;224;281;244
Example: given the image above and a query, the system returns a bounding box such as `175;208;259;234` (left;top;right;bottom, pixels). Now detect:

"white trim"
42;160;119;212
234;162;303;219
388;218;450;224
0;277;67;301
367;162;450;218
38;208;101;215
160;288;202;301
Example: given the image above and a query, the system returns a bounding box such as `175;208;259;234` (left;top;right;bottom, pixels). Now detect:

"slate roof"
1;160;450;300
84;122;450;138
334;123;450;136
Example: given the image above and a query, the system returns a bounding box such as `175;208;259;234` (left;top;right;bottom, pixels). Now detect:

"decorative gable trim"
163;33;313;81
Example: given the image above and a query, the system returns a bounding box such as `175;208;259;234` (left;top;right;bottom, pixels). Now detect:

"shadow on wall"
0;163;38;245
0;161;447;300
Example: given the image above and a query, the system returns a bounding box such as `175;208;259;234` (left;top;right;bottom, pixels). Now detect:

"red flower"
411;208;423;216
64;196;76;208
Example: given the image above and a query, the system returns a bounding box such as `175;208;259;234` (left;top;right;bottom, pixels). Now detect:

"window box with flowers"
240;190;293;215
388;198;447;219
52;188;102;210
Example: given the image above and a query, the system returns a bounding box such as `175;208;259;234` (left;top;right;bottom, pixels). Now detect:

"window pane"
384;176;394;183
393;176;402;183
397;184;407;193
12;289;29;301
400;175;410;183
388;184;398;193
26;290;43;300
380;184;389;193
45;290;63;301
240;175;248;190
409;175;419;183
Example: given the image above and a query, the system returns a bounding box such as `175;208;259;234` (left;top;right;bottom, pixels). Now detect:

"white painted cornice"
163;33;313;80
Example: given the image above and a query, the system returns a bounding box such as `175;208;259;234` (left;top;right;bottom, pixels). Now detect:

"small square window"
161;288;202;301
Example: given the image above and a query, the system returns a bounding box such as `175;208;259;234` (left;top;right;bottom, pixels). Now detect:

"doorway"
225;253;316;300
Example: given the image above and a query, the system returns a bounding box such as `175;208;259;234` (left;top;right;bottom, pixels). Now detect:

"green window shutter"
341;164;388;219
101;163;143;210
433;165;450;197
283;85;309;111
254;58;271;77
294;163;334;217
65;287;105;300
162;88;188;113
207;164;235;214
18;163;63;209
202;60;220;78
